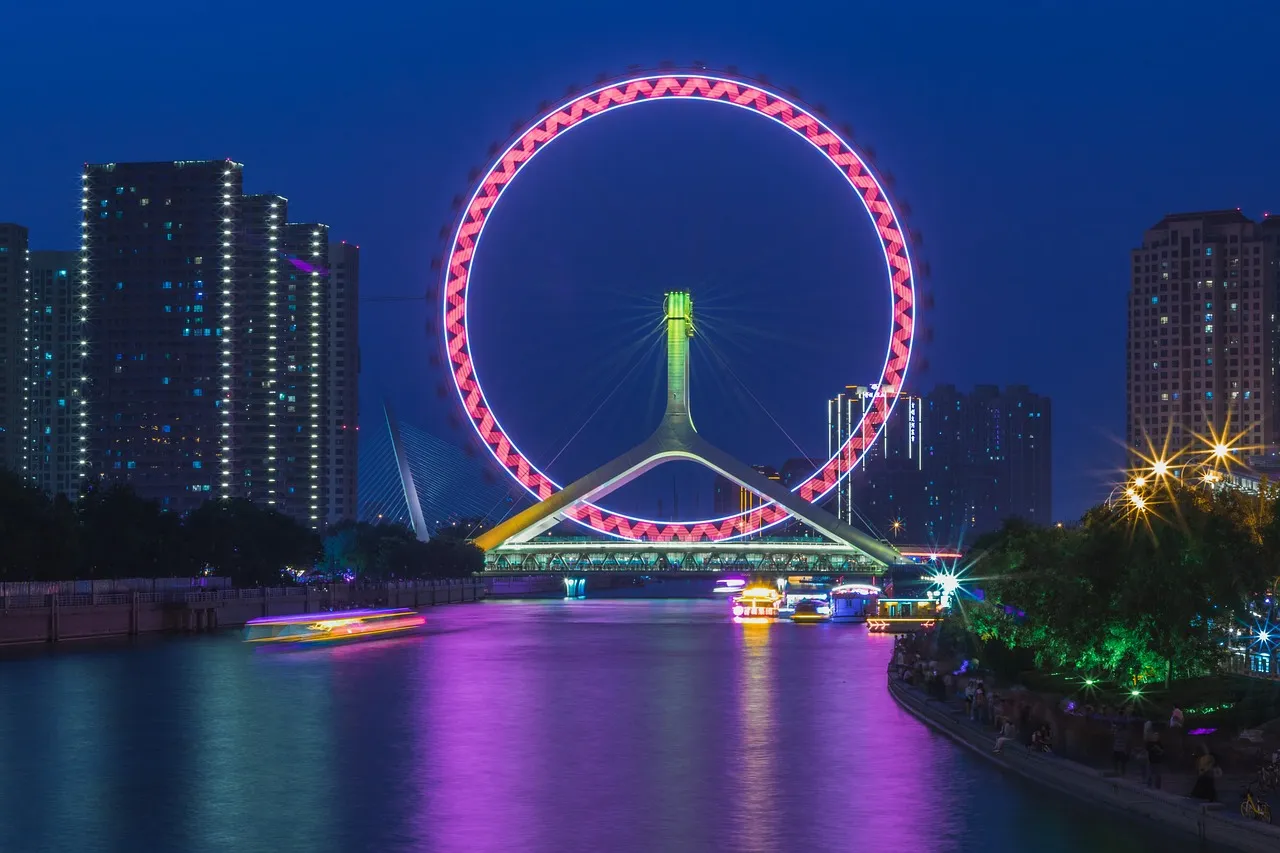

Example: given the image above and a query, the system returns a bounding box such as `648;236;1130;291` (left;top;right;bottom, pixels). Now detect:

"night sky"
3;0;1279;528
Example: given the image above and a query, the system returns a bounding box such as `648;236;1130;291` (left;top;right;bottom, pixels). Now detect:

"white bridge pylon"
474;292;900;568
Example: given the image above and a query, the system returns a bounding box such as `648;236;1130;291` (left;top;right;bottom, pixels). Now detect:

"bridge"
365;291;962;574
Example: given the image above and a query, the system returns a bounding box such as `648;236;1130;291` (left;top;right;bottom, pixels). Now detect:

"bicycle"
1255;761;1280;793
1240;785;1272;824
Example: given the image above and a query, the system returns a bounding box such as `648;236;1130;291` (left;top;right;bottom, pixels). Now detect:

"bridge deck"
482;537;932;574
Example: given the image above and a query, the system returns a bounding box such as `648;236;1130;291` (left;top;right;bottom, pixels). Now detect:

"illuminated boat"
830;583;880;623
866;598;939;633
243;608;426;644
778;576;832;615
731;587;782;621
713;577;747;595
791;598;831;622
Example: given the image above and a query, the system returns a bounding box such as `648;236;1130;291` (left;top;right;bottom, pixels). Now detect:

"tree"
0;468;75;582
968;481;1273;687
184;499;321;586
77;484;183;579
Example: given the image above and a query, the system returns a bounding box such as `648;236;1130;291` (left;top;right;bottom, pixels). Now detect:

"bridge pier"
563;577;586;599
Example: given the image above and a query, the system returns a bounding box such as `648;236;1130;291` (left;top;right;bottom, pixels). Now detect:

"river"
0;599;1204;852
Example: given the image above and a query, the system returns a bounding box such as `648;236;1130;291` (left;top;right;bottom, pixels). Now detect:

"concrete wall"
0;580;486;646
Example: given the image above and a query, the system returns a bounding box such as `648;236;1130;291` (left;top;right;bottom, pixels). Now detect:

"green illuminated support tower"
474;292;898;563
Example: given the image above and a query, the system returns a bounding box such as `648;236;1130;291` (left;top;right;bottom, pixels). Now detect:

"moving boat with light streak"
243;608;426;644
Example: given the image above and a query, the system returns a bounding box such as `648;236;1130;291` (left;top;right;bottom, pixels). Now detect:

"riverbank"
0;579;486;645
888;675;1280;852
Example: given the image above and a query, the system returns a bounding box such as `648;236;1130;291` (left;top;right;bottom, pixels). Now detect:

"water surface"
0;599;1202;852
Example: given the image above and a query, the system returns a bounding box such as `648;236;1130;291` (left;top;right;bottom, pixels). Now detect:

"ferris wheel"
439;68;917;544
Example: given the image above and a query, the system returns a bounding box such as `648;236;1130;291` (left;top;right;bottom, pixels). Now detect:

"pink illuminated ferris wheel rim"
442;71;915;542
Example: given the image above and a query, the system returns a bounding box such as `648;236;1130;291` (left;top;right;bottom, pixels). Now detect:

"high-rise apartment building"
27;251;80;496
277;222;329;525
83;161;240;511
711;464;780;518
827;384;924;530
0;224;29;475
80;161;356;526
826;383;1051;544
327;242;360;526
1128;211;1280;460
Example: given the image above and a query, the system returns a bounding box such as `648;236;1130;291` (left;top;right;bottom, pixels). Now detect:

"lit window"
1151;296;1159;304
1205;313;1213;321
1205;324;1214;334
1206;391;1213;400
1206;247;1213;256
1160;316;1169;325
193;461;202;469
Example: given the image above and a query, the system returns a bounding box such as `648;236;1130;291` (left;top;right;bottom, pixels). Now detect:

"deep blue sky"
3;0;1279;526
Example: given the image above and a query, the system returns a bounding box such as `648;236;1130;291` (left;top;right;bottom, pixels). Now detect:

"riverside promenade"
888;674;1280;852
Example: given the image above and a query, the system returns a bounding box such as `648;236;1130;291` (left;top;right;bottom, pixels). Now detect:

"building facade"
0;224;29;475
1128;211;1280;461
79;160;356;526
826;383;1051;545
827;384;924;532
326;242;360;526
26;251;80;496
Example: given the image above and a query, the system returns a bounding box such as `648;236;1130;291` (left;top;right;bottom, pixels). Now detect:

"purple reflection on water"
0;600;1211;853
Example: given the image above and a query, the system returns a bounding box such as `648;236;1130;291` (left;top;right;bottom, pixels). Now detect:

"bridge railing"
0;579;485;610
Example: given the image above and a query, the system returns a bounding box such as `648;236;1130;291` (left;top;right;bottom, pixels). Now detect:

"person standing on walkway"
1145;729;1165;789
964;679;976;718
973;681;988;724
1190;743;1219;801
1111;722;1132;777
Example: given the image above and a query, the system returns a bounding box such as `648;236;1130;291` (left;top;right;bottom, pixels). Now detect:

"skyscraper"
27;251;80;496
82;161;239;511
831;383;1051;544
827;384;923;531
0;224;29;475
326;241;360;526
1128;211;1280;462
80;160;356;525
276;221;329;525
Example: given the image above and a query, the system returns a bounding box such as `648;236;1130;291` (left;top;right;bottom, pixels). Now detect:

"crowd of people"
889;632;1225;802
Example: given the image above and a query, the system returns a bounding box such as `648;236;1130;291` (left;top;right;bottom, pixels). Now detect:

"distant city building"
80;160;357;525
326;242;360;526
26;251;80;496
827;385;924;530
826;383;1051;544
1127;210;1280;462
712;464;780;522
0;224;29;475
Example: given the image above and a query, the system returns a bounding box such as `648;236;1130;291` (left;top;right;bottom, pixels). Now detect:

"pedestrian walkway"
889;675;1280;853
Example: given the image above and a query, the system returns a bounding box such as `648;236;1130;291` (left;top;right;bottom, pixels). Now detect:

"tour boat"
866;598;939;633
731;587;782;622
791;598;831;622
713;577;748;595
829;583;880;623
243;608;425;644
